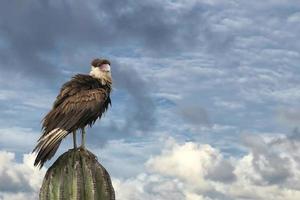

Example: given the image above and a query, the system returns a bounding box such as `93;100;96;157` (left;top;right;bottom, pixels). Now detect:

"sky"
0;0;300;199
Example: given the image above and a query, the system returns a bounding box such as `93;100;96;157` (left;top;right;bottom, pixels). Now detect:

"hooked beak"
100;64;111;72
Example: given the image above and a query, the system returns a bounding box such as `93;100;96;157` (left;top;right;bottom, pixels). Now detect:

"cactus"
39;148;115;200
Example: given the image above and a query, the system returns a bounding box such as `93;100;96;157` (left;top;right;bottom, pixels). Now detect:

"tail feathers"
33;128;69;168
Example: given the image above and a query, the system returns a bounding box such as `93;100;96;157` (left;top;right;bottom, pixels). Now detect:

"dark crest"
91;58;111;67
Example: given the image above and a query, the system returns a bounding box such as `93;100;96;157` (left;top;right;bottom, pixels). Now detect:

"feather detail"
33;128;68;168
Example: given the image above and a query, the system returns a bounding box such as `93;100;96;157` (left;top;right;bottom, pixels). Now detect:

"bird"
33;58;112;168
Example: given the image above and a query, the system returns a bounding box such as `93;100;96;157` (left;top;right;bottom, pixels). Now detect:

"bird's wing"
53;74;96;108
33;88;109;167
42;74;102;131
59;88;110;127
43;88;109;133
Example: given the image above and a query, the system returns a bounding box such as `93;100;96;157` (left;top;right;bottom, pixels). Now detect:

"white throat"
89;66;112;85
90;66;102;78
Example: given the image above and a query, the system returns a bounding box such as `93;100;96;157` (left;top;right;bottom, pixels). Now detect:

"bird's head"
90;58;112;85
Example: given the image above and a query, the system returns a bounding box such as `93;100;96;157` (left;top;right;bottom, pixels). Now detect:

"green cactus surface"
39;148;115;200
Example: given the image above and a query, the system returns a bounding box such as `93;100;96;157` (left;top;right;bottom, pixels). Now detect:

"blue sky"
1;0;300;199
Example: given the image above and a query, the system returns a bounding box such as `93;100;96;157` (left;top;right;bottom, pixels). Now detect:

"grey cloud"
0;0;225;143
0;0;234;82
271;128;300;146
270;128;300;169
177;104;210;126
0;152;45;195
143;179;185;200
113;62;156;132
243;134;292;185
203;189;232;200
87;62;156;146
287;127;300;142
206;159;236;183
0;170;32;193
277;108;300;127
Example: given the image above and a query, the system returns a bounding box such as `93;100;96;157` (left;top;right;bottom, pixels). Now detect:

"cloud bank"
0;151;46;200
114;136;300;200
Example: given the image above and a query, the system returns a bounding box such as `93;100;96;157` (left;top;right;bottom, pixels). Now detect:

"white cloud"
0;151;46;200
113;174;186;200
146;138;232;186
1;134;300;200
113;136;300;200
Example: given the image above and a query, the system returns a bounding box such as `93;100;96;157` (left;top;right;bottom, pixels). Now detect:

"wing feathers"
33;128;68;168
